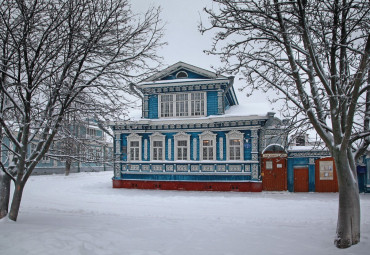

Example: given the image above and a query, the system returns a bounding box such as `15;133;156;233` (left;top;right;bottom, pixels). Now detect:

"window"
153;141;163;160
266;160;273;169
191;92;205;116
87;149;95;160
159;92;206;118
229;139;241;160
177;140;188;160
226;131;244;161
127;133;141;161
296;135;306;146
176;71;188;78
202;140;214;160
87;128;97;137
199;131;216;160
160;94;173;117
129;141;140;161
174;132;190;160
150;133;165;161
176;94;188;116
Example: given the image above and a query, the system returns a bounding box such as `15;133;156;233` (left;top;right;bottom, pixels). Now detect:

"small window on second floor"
296;135;306;146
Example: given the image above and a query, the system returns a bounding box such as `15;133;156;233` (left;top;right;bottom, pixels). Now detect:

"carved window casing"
150;132;165;161
127;133;142;161
174;132;190;161
226;130;244;161
199;131;217;160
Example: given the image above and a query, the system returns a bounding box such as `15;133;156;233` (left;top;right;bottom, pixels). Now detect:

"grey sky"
131;0;275;115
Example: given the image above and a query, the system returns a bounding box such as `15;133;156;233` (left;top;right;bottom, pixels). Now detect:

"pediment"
141;62;227;82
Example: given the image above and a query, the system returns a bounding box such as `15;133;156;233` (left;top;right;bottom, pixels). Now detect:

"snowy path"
0;171;369;255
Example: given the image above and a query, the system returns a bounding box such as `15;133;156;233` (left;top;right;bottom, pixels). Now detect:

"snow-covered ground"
1;172;369;255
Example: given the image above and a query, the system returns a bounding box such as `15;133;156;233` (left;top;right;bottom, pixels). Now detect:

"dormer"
137;62;238;119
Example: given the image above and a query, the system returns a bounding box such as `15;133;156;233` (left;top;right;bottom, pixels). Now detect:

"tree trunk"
65;159;71;176
334;150;361;248
0;173;11;219
8;182;25;221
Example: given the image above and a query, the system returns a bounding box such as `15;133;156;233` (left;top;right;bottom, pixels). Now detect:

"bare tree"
201;0;370;248
0;0;164;221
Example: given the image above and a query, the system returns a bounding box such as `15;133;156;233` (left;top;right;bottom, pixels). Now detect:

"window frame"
226;130;244;161
150;132;165;161
127;133;142;162
199;131;216;161
158;92;207;118
174;132;190;161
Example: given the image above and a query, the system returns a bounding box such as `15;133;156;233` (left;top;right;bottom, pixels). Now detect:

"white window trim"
219;137;224;160
158;92;207;118
226;130;244;161
199;131;217;161
174;132;190;161
150;132;165;161
127;133;142;162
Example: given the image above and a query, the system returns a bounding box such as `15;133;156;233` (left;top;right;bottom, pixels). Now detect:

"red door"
294;167;309;192
262;156;287;191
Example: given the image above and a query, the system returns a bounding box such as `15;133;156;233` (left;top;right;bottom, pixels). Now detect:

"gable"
160;69;210;80
141;61;227;82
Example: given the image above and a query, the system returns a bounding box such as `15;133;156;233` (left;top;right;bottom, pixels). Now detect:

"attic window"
176;71;188;79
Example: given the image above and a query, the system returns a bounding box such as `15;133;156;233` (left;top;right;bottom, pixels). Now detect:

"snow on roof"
287;145;328;152
138;78;229;87
224;104;269;117
122;104;268;122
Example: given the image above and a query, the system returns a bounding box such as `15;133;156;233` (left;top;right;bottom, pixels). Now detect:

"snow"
1;171;369;255
139;78;228;86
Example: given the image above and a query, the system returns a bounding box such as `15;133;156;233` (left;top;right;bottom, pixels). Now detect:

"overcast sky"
131;0;276;115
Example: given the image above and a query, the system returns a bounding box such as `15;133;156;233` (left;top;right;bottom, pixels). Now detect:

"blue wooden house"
110;62;284;191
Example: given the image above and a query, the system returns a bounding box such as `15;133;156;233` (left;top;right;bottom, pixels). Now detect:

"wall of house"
119;130;253;162
148;95;158;119
206;91;218;116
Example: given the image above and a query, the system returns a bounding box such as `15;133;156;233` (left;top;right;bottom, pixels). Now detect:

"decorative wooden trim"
127;133;142;162
174;132;191;160
226;130;244;161
199;131;217;160
150;132;165;161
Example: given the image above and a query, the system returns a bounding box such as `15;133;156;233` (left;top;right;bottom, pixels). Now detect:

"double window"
129;141;140;161
202;140;214;160
159;92;206;118
226;131;244;161
174;132;190;160
229;139;241;160
177;140;188;160
152;141;164;160
127;133;141;161
199;131;216;161
150;133;165;161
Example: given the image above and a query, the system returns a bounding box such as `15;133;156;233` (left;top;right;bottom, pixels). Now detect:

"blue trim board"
120;173;252;182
